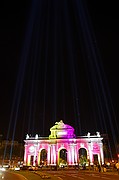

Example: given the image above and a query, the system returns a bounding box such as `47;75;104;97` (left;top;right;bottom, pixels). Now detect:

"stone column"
74;144;77;164
47;145;51;165
53;144;56;165
100;143;104;165
50;145;53;164
33;144;37;166
24;144;27;165
71;145;75;164
88;142;93;164
51;144;56;164
68;145;71;165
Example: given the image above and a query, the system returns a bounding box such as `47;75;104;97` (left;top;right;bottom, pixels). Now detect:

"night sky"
0;0;118;152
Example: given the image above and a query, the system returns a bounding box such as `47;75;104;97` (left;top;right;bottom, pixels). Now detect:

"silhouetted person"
97;164;101;172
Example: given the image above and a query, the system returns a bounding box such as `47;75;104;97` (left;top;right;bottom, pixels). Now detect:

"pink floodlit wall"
93;143;100;153
24;134;104;166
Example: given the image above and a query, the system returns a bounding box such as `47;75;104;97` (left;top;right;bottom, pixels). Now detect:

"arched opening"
78;148;87;168
40;149;47;166
93;154;98;165
30;155;34;166
59;149;67;167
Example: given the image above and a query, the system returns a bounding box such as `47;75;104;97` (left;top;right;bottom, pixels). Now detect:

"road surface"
44;170;119;180
0;170;27;180
1;169;119;180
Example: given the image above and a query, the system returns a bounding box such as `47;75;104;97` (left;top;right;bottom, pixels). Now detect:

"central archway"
59;149;67;167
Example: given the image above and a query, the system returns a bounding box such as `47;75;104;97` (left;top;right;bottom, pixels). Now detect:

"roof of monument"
50;120;74;131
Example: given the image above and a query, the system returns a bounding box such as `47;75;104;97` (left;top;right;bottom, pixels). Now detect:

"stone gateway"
24;120;104;167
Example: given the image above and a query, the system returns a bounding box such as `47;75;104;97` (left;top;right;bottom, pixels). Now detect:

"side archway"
39;149;47;166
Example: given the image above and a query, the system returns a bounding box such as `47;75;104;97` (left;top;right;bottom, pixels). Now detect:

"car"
14;167;20;171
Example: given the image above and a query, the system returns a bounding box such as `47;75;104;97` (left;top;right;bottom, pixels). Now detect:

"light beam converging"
3;0;118;162
75;0;118;155
63;1;81;135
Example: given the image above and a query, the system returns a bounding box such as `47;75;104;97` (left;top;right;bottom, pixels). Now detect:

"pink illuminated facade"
24;120;104;167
